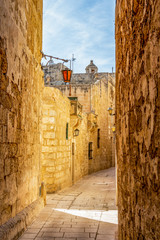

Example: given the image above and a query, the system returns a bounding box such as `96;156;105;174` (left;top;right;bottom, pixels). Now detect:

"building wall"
43;66;95;84
71;112;89;183
108;77;116;166
89;79;115;173
58;85;92;113
43;63;64;84
0;0;43;225
116;1;160;239
41;87;72;193
71;73;93;84
43;65;114;86
42;64;116;174
41;87;90;192
40;81;115;192
56;78;115;174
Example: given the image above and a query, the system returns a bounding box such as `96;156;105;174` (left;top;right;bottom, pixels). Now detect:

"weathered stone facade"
88;78;115;172
0;0;44;236
1;0;160;239
40;84;112;193
41;87;72;193
42;62;116;174
70;101;89;183
0;0;116;238
116;1;160;239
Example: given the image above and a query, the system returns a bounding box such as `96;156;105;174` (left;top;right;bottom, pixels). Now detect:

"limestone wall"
41;87;90;192
41;87;72;193
0;0;43;225
108;79;116;166
57;85;92;113
55;80;115;174
89;79;115;173
71;113;89;183
71;73;93;84
116;1;160;239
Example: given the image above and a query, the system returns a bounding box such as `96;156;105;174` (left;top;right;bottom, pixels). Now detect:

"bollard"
41;182;46;206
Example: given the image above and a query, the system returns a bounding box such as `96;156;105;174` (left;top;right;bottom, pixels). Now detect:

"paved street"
19;168;118;240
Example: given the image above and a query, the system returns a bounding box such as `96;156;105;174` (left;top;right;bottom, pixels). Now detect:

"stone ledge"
0;198;44;240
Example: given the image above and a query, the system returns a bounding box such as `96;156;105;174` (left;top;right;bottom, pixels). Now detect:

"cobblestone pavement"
19;167;118;240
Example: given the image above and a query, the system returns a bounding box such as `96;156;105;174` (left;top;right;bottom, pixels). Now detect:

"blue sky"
42;0;115;73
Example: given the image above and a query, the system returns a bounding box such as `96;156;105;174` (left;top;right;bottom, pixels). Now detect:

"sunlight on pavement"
53;208;118;224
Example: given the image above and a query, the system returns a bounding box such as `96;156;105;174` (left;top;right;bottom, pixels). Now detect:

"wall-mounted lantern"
62;69;72;83
112;125;116;133
74;129;79;137
107;107;116;133
107;107;113;116
41;51;72;83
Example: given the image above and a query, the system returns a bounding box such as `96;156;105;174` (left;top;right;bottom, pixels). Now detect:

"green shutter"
66;123;68;140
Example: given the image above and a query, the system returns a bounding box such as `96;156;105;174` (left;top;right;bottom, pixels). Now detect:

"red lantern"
62;69;72;83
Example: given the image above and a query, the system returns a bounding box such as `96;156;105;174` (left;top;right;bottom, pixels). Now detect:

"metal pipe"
41;50;69;63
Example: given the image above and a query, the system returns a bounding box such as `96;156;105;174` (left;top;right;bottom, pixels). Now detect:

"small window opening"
72;143;74;155
88;142;93;159
97;129;100;148
66;123;68;140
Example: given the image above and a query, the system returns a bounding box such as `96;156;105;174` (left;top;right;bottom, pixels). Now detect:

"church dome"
85;60;98;74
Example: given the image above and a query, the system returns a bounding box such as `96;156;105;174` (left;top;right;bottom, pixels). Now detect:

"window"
72;143;74;155
88;142;93;159
97;129;100;148
66;123;68;140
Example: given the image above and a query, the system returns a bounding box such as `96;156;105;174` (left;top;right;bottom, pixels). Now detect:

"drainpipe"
41;182;46;205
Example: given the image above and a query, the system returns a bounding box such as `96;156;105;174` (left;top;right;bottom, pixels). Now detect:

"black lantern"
107;107;113;116
62;69;72;83
74;129;79;137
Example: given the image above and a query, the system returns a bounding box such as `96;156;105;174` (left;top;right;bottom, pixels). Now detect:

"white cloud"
43;0;115;73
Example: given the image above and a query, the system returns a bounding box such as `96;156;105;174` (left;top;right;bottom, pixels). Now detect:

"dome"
85;60;98;74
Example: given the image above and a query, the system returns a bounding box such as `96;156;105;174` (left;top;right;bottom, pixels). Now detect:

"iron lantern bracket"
41;50;69;63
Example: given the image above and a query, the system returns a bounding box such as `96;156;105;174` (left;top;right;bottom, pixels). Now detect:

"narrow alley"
19;168;118;240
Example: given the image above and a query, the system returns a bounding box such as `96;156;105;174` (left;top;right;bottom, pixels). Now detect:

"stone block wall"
108;79;116;166
89;79;115;173
56;79;115;174
0;0;43;225
0;198;44;240
41;87;72;193
71;113;89;183
58;85;92;113
41;87;91;192
116;1;160;239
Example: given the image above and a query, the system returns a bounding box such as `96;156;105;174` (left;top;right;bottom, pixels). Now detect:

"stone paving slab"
19;168;118;240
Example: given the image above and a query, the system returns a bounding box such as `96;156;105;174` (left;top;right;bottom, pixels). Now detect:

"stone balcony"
87;112;98;131
68;97;83;129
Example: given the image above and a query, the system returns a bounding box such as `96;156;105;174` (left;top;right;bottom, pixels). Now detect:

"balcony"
87;112;98;131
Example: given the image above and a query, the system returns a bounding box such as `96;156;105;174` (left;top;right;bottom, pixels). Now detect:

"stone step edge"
0;197;44;240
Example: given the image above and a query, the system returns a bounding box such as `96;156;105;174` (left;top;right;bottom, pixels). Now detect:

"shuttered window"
88;142;93;159
66;123;68;140
97;129;100;148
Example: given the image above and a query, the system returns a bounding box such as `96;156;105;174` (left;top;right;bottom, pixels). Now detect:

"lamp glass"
62;70;72;83
112;126;116;133
107;107;113;115
74;129;79;136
